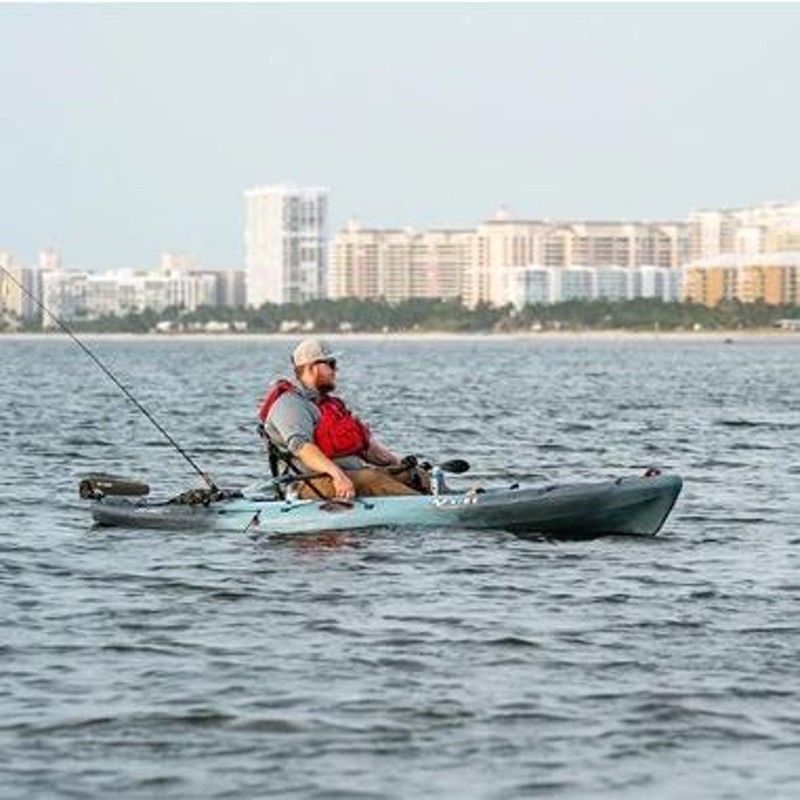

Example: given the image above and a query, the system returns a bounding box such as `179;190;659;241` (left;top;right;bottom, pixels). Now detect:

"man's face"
305;358;337;393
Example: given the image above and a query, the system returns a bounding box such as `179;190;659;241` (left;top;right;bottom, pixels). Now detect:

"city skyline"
3;194;798;274
6;194;800;322
3;4;800;270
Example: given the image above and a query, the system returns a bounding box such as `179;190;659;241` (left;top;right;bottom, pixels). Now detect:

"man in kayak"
258;337;427;500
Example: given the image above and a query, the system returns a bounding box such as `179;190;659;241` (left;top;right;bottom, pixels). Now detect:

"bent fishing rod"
1;266;219;491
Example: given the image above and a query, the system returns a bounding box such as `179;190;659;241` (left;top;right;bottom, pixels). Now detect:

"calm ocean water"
1;334;798;799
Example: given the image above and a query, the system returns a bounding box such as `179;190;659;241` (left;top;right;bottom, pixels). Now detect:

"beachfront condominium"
328;221;475;303
245;184;329;307
477;215;687;306
688;201;800;261
682;252;800;306
330;211;686;307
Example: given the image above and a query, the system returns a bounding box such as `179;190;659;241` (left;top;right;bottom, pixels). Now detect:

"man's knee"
390;466;431;494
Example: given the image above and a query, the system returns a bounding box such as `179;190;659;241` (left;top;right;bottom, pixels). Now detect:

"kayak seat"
256;423;299;499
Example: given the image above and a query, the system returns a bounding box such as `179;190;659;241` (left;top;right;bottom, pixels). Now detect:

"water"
1;334;798;799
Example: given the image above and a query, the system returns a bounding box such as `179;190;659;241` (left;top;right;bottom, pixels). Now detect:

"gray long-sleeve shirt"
263;380;366;472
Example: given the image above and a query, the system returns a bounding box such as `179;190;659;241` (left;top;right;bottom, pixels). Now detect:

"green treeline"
6;297;799;334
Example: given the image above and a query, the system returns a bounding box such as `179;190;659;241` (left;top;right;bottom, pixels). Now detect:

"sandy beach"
1;329;798;344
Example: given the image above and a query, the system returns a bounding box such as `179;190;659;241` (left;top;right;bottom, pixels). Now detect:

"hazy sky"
2;3;799;270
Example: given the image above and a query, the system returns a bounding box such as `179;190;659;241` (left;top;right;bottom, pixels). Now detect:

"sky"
2;2;799;270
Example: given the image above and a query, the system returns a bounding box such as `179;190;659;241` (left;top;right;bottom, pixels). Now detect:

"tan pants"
297;466;430;499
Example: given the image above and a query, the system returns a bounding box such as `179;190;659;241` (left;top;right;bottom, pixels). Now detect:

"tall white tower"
244;184;329;307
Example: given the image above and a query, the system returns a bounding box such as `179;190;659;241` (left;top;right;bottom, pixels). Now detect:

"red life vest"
257;379;371;459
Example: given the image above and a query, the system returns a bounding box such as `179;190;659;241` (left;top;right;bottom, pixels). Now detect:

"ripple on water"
0;337;798;798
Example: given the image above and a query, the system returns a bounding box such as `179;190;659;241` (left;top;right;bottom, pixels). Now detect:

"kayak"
81;472;682;540
16;272;681;541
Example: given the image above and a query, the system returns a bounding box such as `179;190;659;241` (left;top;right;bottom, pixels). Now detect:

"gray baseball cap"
291;337;340;367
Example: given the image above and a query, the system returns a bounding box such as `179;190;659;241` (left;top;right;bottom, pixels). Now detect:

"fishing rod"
1;266;218;491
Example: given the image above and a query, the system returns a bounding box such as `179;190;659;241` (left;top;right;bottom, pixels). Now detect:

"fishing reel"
169;486;243;506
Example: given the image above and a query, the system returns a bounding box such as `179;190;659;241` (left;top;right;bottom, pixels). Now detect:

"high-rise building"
329;225;417;303
38;268;227;328
688;202;800;262
210;270;247;308
330;214;687;308
0;252;20;318
687;210;738;262
0;252;40;322
503;265;682;310
244;184;329;307
681;199;800;304
329;222;474;303
476;217;687;307
682;252;800;306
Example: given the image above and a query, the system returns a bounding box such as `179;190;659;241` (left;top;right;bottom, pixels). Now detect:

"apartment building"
423;229;476;300
682;252;800;306
0;252;20;316
245;184;329;307
687;210;739;261
329;226;410;301
159;252;246;307
39;268;225;328
478;217;686;306
688;201;800;262
503;265;680;309
213;269;247;308
329;223;473;303
0;252;40;321
332;215;687;308
634;266;681;300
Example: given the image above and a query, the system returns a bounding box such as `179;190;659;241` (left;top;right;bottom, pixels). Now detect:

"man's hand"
295;442;356;500
331;469;356;500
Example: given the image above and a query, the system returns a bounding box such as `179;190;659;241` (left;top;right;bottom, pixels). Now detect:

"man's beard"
317;379;336;394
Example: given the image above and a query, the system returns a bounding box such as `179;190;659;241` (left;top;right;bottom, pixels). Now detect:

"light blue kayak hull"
88;474;683;540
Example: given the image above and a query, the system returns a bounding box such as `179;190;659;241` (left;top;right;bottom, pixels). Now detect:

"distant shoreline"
1;329;797;343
